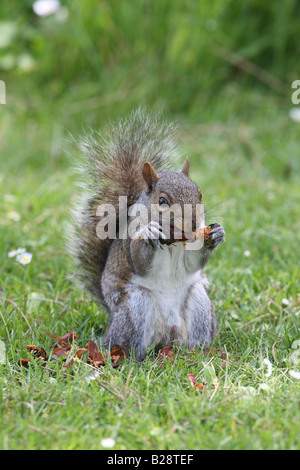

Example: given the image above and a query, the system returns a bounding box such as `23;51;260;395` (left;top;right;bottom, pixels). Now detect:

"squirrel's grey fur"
69;108;225;360
69;109;180;306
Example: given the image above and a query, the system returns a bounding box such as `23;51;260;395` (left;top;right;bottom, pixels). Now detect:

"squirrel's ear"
142;162;159;191
181;156;190;176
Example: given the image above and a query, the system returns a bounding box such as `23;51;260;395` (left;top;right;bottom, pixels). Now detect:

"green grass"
0;0;300;450
1;84;299;450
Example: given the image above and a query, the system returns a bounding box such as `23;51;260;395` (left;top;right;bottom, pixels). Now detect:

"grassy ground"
0;83;300;450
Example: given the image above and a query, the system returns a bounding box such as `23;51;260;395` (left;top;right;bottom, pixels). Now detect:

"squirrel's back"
69;108;182;306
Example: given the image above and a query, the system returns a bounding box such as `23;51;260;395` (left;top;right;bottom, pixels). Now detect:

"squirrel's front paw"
135;221;167;249
206;223;225;249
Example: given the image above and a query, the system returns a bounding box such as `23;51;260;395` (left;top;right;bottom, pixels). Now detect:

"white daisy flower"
281;298;289;308
85;370;100;385
33;0;60;17
16;252;32;265
101;437;116;448
244;250;251;257
8;248;26;258
289;370;300;380
263;358;273;378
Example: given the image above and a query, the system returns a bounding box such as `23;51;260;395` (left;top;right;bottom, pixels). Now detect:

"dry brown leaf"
26;344;48;361
52;346;72;358
74;347;88;359
19;358;31;366
87;340;105;367
64;348;88;368
157;345;174;363
45;330;78;348
111;344;129;362
19;330;128;370
187;373;205;390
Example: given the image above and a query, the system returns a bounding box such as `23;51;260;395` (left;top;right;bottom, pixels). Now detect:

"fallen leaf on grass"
19;358;31;366
75;347;89;359
26;345;48;361
64;347;88;368
52;346;72;358
44;330;78;347
111;344;129;359
19;330;79;367
87;340;105;367
187;373;206;390
156;345;174;364
87;341;129;368
19;331;128;370
110;344;129;368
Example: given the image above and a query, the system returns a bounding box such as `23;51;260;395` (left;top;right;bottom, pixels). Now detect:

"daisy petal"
8;248;26;258
16;252;32;265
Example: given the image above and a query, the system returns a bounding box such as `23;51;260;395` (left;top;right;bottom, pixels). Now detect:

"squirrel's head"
142;157;204;237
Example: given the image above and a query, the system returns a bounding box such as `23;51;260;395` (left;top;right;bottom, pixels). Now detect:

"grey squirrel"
70;109;225;360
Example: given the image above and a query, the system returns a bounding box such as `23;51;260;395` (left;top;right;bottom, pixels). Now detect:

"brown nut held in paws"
173;226;211;243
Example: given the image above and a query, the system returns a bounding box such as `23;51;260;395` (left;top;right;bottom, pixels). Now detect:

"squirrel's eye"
159;196;169;206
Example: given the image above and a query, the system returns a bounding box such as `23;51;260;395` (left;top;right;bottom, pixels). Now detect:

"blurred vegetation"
0;0;299;176
1;0;299;113
1;0;300;451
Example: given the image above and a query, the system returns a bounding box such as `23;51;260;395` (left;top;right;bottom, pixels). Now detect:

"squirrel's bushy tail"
69;108;181;306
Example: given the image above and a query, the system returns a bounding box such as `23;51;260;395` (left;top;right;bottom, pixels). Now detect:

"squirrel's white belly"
136;243;199;285
129;244;204;345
